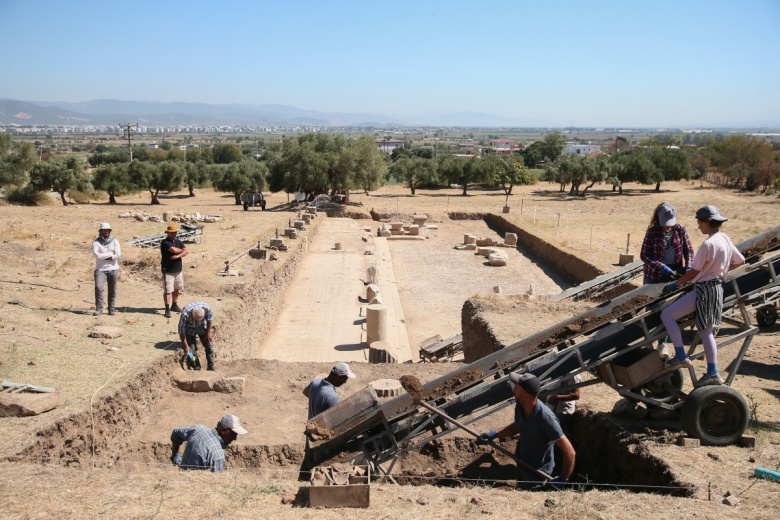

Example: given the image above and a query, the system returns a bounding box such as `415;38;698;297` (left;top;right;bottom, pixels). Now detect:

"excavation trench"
8;212;692;497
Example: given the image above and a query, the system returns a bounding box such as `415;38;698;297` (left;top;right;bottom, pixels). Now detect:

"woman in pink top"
660;206;745;387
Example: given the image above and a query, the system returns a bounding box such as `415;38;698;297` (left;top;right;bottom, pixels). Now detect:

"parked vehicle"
240;191;266;211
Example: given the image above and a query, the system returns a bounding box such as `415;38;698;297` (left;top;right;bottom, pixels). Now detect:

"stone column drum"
366;284;380;303
366;304;387;345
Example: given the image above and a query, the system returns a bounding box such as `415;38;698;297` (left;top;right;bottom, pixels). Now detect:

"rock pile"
118;211;222;223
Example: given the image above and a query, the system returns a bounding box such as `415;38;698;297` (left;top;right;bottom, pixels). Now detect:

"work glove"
548;476;568;490
659;265;675;279
171;453;182;466
662;281;678;294
476;430;497;445
684;266;693;274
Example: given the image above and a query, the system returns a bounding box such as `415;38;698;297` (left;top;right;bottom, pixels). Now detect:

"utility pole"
121;123;139;162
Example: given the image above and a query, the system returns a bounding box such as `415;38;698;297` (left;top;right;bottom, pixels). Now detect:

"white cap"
99;222;112;230
218;414;248;434
333;362;356;379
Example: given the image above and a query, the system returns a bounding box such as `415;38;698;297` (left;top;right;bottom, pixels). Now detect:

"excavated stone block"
368;341;397;364
213;377;245;394
488;250;508;266
0;392;60;417
465;243;477;250
739;435;756;448
89;326;124;339
173;370;223;392
369;379;402;397
677;437;700;447
504;233;518;246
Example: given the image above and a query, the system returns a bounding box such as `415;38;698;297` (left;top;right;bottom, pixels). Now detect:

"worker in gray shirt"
303;363;356;419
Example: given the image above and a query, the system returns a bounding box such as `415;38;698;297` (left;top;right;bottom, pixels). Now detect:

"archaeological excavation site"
2;188;779;514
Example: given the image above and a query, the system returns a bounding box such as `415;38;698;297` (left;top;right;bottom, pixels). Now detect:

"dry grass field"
0;178;779;519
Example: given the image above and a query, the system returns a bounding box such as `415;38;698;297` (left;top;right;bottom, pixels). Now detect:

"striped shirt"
171;425;226;472
178;301;213;336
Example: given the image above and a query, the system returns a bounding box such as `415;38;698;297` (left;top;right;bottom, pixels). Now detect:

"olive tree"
29;157;92;206
212;158;269;204
388;156;437;195
92;163;137;204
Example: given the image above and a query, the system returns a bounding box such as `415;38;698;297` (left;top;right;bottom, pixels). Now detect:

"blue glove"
171;453;182;466
476;430;497;445
548;476;568;490
663;281;678;293
660;265;675;278
684;266;692;273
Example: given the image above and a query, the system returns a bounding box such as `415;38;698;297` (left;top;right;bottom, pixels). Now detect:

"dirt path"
257;217;412;362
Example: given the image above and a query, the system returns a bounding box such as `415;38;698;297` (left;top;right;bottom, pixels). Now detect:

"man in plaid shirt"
170;414;247;472
178;301;216;371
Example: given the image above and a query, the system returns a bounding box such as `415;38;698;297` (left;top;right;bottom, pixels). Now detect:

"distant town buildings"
562;143;601;155
376;137;405;154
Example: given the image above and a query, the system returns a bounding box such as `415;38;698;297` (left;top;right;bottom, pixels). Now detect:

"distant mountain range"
0;98;533;128
0;98;777;129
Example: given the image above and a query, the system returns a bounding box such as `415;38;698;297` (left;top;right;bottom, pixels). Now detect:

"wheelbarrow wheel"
681;385;748;446
756;304;777;327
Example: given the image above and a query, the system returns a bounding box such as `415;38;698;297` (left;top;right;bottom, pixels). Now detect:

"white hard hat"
99;222;112;230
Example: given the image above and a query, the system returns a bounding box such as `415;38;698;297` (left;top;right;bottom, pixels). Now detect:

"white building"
562;143;601;155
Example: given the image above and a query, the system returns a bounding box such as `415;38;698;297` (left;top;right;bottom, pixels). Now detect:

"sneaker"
656;342;670;360
695;373;724;387
93;310;102;316
164;309;172;318
108;309;116;316
664;357;692;370
170;303;182;313
207;365;216;372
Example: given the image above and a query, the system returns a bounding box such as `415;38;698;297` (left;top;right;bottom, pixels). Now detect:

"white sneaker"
664;357;693;370
695;373;724;387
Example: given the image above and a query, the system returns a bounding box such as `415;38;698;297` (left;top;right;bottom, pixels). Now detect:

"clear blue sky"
1;0;779;127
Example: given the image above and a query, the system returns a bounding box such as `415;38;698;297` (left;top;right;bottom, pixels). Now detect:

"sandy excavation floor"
258;217;379;362
259;215;567;363
1;180;779;519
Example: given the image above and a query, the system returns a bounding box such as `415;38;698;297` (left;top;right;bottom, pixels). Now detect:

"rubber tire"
756;304;777;328
634;369;684;404
681;385;749;446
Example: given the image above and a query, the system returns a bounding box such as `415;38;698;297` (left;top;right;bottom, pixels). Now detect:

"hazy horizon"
1;1;779;128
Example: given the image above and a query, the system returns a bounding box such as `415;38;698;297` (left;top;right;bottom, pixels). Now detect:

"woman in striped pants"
660;206;745;387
